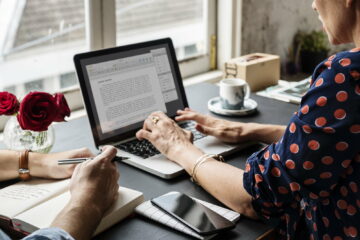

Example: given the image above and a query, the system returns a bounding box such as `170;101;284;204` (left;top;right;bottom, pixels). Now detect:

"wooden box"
224;53;280;92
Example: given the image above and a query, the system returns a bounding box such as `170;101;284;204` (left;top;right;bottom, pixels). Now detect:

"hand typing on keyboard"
175;108;253;143
135;111;198;162
118;121;204;159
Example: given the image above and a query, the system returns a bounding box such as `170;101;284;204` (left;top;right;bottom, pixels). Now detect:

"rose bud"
53;93;71;122
0;92;20;116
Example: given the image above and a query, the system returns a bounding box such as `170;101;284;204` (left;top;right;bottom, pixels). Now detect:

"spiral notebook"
135;196;240;240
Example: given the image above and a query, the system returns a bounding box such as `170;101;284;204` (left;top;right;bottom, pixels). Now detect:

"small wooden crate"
224;53;280;92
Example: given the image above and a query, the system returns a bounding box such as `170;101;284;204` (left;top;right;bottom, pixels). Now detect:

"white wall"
240;0;354;68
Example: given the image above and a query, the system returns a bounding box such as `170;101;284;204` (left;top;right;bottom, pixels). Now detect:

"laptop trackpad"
194;136;232;153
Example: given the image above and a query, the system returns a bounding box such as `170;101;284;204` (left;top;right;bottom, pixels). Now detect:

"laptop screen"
74;39;188;146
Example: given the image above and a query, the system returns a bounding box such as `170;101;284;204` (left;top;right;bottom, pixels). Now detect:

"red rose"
0;92;19;115
17;92;57;131
53;93;70;122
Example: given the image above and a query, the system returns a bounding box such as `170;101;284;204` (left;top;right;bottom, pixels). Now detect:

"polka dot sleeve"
243;49;360;238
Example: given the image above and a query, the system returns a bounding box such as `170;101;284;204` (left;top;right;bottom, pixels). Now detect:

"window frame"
217;0;242;70
86;0;217;78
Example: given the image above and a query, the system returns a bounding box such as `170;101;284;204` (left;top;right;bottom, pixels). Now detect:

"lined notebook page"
135;197;240;240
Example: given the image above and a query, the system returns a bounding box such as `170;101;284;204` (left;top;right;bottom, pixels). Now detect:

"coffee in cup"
219;78;250;110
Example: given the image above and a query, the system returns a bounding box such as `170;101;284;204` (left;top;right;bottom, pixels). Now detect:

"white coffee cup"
219;78;250;110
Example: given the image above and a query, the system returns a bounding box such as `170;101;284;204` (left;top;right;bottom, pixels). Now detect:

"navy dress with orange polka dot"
243;48;360;240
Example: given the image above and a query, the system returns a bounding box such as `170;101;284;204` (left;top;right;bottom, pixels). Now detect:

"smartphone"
151;192;235;235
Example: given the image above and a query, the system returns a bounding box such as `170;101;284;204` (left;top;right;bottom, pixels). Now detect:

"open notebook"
135;196;240;240
0;179;144;236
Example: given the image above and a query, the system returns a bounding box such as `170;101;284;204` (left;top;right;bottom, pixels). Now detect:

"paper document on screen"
86;53;167;134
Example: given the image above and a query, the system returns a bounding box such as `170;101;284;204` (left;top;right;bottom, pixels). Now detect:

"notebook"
256;78;311;104
135;195;240;240
0;179;144;236
74;38;252;179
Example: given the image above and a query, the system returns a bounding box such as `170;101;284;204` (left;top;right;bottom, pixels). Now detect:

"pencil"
57;156;129;165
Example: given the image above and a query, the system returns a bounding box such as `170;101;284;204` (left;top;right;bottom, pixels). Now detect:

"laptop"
74;38;252;179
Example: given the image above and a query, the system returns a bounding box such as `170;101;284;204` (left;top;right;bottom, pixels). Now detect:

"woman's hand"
175;108;253;143
136;111;194;162
29;147;95;179
69;146;120;215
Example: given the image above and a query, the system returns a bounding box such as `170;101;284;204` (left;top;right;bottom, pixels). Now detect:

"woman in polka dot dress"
136;0;360;239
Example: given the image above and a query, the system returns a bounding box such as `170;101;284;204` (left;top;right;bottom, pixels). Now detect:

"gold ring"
152;116;160;125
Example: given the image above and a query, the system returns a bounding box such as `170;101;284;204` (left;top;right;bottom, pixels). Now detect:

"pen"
57;156;129;165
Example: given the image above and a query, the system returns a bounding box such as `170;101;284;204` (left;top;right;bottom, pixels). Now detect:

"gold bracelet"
192;156;214;183
190;153;211;178
190;154;224;184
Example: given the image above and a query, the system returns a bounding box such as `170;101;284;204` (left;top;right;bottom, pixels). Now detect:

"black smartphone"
151;192;235;235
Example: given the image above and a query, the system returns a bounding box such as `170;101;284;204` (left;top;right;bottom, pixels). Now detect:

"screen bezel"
73;38;189;147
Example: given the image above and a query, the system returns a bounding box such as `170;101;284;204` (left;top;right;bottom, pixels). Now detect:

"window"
24;79;43;92
116;0;207;60
3;86;16;94
0;0;216;96
0;0;86;95
60;72;78;89
0;0;219;131
114;0;216;77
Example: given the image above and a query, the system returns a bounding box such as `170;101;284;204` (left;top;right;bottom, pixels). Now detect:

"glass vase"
3;116;55;153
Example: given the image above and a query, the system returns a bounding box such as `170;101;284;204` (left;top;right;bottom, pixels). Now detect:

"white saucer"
207;97;258;116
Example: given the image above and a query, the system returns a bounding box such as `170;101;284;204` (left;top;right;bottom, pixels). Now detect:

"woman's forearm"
0;150;19;181
195;160;258;219
189;122;285;216
175;145;258;219
247;123;286;144
0;150;52;181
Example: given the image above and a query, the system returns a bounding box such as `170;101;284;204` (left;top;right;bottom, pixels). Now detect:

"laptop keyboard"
116;121;205;159
178;121;205;141
116;139;160;159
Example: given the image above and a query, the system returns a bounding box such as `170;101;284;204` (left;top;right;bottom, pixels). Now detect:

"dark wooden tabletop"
0;83;298;240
